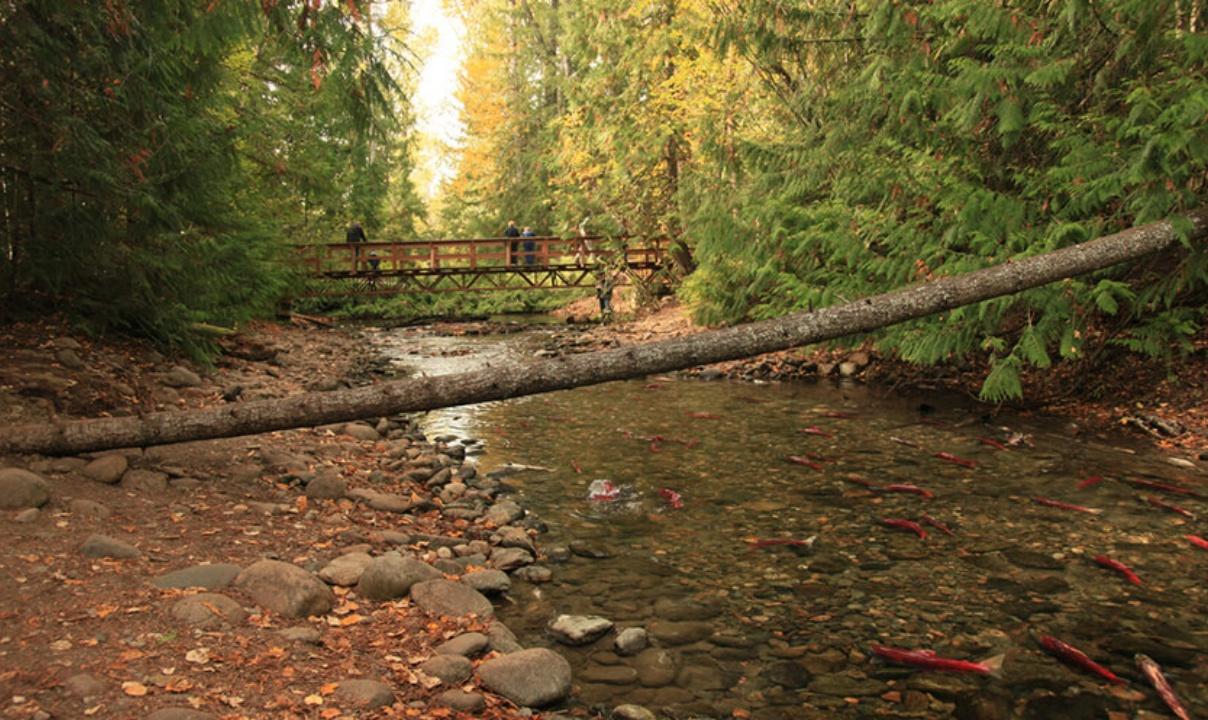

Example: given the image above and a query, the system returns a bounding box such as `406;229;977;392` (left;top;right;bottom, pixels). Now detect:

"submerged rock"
547;615;614;645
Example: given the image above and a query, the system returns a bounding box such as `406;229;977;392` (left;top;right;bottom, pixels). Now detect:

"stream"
373;323;1208;720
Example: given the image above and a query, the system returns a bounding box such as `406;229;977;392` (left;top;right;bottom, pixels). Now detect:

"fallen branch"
4;210;1204;456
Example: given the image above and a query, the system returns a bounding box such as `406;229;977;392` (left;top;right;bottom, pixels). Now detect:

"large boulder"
233;560;334;618
152;563;242;590
356;553;441;601
0;468;51;509
410;579;494;618
81;455;127;484
476;648;572;707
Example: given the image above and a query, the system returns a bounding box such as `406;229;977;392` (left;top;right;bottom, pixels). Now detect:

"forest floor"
0;298;1203;720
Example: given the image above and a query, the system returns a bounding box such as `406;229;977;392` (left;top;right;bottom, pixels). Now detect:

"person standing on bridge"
346;220;367;272
521;226;537;266
504;220;521;266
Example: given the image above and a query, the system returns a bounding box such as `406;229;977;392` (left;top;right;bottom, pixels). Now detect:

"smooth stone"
305;473;347;500
650;620;713;646
654;597;721;621
81;534;140;559
569;541;612;559
497;525;535;552
476;648;572;707
152;563;242;590
487;621;524;653
164;365;203;387
765;660;812;689
462;569;511;594
0;468;51;509
580;663;638;685
278;626;322;644
420;654;473;685
612;704;657;720
633;648;680;687
484;500;524;526
808;673;888;696
67;498;111;518
121;469;169;493
348;488;413;513
81;455;128;485
435;689;486;712
233;559;335;618
318;552;372;587
615;627;649;656
170;593;247;628
676;658;731;691
63;673;105;698
147;710;217;720
14;508;38;523
410;579;494;618
342;423;381;442
548;614;614;646
333;679;394;708
435;632;489;657
513;565;552;583
490;547;534;571
356;552;442;601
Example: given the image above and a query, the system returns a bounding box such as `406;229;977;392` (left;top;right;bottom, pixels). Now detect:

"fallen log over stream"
4;209;1205;456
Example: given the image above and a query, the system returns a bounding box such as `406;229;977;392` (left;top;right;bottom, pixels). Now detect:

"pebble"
615;627;649;656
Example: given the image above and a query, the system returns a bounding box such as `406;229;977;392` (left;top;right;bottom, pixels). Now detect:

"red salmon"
871;645;1003;674
1032;496;1102;515
658;488;684;509
1037;636;1125;685
920;514;956;537
890;436;921;448
1076;475;1104;490
686;411;721;420
800;426;834;439
1093;554;1141;586
1185;534;1208;551
978;437;1008;451
570;460;582;474
881;483;934;499
785;456;825;471
934;452;976;468
1143;495;1195;518
881;517;927;539
1136;654;1191;720
1126;478;1202;497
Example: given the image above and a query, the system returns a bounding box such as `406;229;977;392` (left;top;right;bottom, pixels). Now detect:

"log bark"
4;210;1205;456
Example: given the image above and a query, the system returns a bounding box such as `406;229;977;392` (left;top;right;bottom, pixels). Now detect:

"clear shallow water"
376;329;1208;719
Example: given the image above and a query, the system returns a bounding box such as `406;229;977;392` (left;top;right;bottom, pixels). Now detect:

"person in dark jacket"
504;220;520;266
521;226;537;265
346;220;367;271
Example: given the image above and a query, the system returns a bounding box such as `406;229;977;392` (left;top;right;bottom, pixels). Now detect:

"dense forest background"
2;1;1206;399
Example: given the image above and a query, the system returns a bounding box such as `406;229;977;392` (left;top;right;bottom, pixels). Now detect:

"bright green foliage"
0;1;421;354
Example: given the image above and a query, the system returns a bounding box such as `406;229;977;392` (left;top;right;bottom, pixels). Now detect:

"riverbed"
374;324;1208;720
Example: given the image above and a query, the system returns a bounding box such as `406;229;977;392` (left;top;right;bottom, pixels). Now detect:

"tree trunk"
3;210;1204;456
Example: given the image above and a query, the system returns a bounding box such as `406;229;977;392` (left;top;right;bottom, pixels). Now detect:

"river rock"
676;657;731;691
436;632;490;657
653;597;721;621
513;565;552;583
342;423;381;442
67;498;111;518
476;648;572;707
164;365;203;387
615;627;648;656
569;541;612;559
633;648;680;687
580;663;638;685
153;563;242;590
484;500;524;526
650;620;712;646
490;547;534;571
808;673;887;696
0;468;51;509
496;525;535;552
1003;548;1064;570
81;455;128;485
122;469;169;493
234;559;334;618
612;705;656;720
319;552;372;586
548;614;614;645
462;569;511;595
348;488;413;513
765;661;812;689
420;654;473;685
410;579;494;618
333;679;394;709
305;473;346;500
357;552;442;600
64;673;105;699
170;593;247;628
435;689;486;712
81;534;140;559
487;621;524;653
278;626;322;644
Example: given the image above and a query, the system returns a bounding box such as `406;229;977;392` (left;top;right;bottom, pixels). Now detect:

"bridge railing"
293;235;666;276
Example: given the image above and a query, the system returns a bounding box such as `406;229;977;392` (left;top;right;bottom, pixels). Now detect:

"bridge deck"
295;236;666;296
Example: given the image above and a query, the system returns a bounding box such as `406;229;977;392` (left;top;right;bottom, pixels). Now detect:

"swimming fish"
570;460;582;474
870;645;1003;675
920;514;956;537
658;488;684;509
1076;475;1104;490
1135;654;1192;720
1143;495;1196;519
890;436;921;448
934;452;977;469
800;426;835;439
844;474;879;489
686;411;721;420
1092;554;1141;586
821;410;855;419
881;483;934;499
747;536;816;551
1185;534;1208;551
1125;478;1203;498
785;455;825;471
1031;496;1102;515
978;437;1009;451
1037;636;1125;685
881;517;927;539
587;479;621;502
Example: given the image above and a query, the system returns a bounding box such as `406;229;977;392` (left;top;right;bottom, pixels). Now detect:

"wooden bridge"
294;235;669;297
